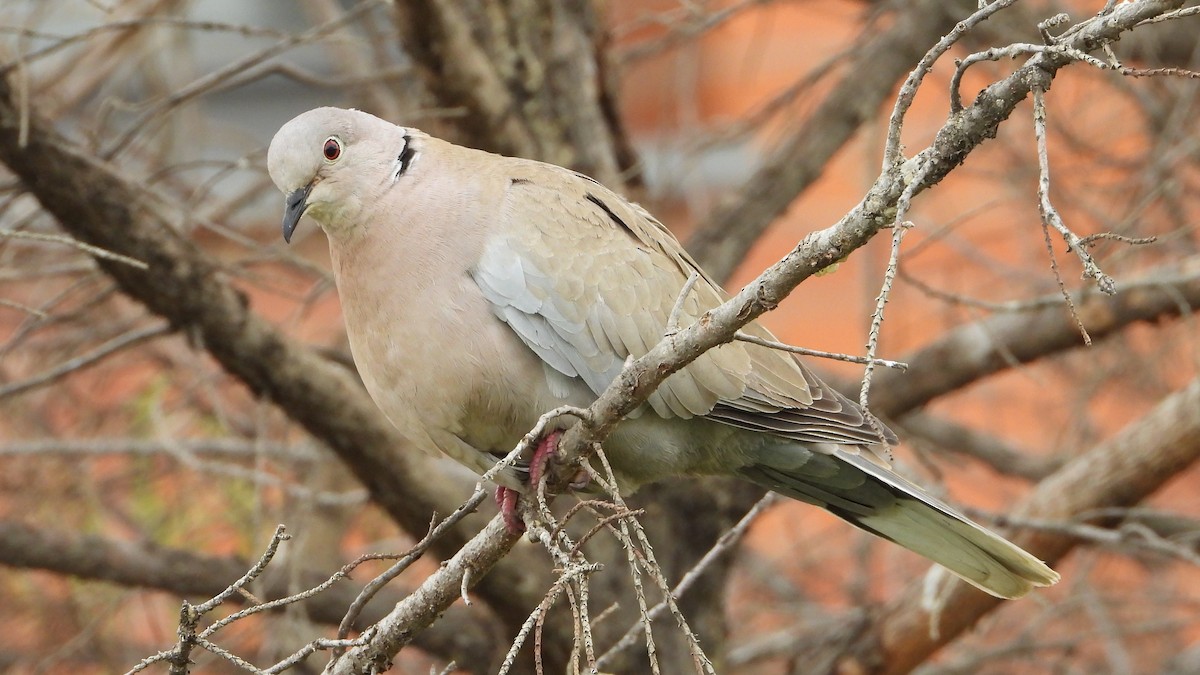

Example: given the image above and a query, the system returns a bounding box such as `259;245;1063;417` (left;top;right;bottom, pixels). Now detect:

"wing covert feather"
472;159;894;446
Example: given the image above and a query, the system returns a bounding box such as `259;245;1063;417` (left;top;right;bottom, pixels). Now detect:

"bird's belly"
601;415;757;488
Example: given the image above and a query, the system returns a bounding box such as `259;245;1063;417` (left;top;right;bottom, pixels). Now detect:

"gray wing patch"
473;236;625;397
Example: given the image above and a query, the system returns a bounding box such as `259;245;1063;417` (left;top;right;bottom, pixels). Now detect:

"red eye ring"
323;137;341;161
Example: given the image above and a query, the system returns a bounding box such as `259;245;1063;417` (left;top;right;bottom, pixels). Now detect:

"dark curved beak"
282;183;313;244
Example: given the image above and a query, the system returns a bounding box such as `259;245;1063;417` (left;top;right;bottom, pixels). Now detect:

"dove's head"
267;107;415;242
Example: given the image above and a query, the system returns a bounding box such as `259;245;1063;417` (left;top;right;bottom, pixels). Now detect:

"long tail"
740;447;1059;599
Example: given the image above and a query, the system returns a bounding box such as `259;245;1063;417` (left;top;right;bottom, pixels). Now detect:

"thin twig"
193;636;264;674
194;525;291;614
665;271;701;335
883;0;1020;168
123;526;291;675
333;496;499;649
988;513;1200;567
0;437;323;460
1137;5;1200;24
859;220;911;444
590;448;714;674
0;19;290;73
733;331;907;370
595;492;781;670
0;323;169;400
613;0;771;63
101;0;386;159
497;558;602;675
0;298;47;318
951;42;1108;111
856;151;931;442
264;633;373;675
0;228;147;268
203;551;406;642
1033;86;1096;345
1076;232;1157;247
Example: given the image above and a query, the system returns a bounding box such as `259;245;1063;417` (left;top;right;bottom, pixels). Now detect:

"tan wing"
472;158;893;447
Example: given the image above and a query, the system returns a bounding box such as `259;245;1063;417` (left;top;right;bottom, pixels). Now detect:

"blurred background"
1;1;1198;673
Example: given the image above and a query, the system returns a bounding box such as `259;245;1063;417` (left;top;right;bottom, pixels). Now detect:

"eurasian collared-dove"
267;107;1059;599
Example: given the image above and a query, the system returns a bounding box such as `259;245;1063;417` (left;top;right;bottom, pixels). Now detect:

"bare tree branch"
0;519;504;673
872;267;1200;417
826;376;1200;675
896;412;1065;481
685;0;971;280
0;323;168;400
328;517;519;675
392;0;634;187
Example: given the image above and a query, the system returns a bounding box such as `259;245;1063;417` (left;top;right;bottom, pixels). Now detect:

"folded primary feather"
267;107;1060;598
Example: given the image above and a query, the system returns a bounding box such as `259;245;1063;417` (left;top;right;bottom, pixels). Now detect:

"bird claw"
495;429;565;535
494;485;525;534
527;429;563;487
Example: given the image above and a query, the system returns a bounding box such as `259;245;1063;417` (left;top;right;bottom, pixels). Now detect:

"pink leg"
494;485;524;534
528;430;563;487
493;430;565;535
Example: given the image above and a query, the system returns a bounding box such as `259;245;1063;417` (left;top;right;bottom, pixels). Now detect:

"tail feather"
741;448;1060;599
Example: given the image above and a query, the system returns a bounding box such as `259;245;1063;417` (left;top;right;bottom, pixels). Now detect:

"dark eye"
323;137;341;161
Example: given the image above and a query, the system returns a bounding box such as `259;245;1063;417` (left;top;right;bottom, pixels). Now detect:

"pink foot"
495;485;524;534
493;430;565;535
528;430;563;487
